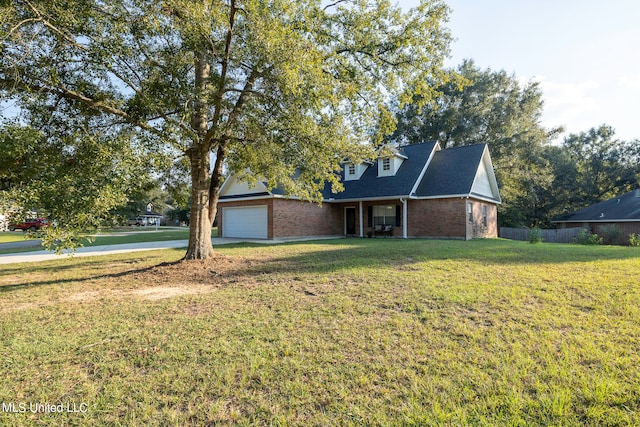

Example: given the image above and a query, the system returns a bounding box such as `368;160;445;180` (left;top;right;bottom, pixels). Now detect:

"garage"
222;205;268;239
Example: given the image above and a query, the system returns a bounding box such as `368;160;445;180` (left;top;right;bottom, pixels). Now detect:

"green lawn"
0;233;37;244
0;227;217;255
1;239;639;426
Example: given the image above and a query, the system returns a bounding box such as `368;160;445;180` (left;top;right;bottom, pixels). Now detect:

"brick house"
216;142;501;240
552;189;640;244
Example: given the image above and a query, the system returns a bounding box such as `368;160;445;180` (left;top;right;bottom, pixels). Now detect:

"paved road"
0;238;253;265
0;240;43;250
0;236;336;265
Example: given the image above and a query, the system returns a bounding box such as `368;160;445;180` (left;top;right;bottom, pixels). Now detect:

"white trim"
217;174;233;196
400;198;407;239
415;193;502;204
359;201;363;237
220;193;500;205
219;195;273;203
219;174;271;198
409;142;441;196
325;195;413;203
552;219;640;223
219;194;307;203
469;145;501;203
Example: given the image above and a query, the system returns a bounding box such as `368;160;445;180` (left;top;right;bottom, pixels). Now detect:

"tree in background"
0;119;154;251
393;59;560;226
2;0;455;259
539;125;640;223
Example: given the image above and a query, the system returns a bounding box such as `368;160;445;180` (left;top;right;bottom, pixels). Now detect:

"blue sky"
399;0;640;141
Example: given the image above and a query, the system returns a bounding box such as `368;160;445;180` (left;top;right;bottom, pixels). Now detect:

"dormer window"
344;162;369;181
377;154;406;177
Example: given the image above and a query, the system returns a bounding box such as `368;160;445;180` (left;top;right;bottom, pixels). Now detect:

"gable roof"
552;189;640;223
219;142;501;203
322;142;438;200
415;144;501;203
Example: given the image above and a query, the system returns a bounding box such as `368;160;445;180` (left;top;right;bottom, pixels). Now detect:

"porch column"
401;198;407;239
359;201;363;237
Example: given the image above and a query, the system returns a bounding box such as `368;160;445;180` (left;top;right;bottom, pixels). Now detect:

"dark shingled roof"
223;142;499;202
322;142;438;200
553;189;640;222
415;144;487;198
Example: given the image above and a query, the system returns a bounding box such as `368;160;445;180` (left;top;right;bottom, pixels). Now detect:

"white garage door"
222;206;268;239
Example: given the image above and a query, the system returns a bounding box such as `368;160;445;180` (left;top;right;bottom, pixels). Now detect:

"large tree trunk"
185;49;214;260
184;145;214;260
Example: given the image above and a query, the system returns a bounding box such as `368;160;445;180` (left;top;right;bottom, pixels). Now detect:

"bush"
574;228;603;245
600;224;623;245
527;227;543;244
629;233;640;247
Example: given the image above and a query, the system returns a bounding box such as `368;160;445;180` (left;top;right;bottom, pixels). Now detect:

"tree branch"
323;0;349;11
207;0;238;147
0;77;169;140
20;0;87;50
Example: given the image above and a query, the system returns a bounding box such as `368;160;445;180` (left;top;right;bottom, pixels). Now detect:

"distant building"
552;189;640;244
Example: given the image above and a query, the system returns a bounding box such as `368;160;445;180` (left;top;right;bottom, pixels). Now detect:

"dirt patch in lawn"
0;254;259;313
138;254;252;286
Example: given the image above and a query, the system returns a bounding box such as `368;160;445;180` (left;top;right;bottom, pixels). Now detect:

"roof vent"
600;213;605;218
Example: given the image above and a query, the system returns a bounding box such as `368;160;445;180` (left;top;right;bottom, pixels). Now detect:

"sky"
399;0;640;141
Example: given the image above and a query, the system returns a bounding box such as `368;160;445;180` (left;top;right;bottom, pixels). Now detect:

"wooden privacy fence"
499;227;585;243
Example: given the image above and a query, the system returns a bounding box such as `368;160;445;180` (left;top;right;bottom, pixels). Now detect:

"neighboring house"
0;213;6;232
552;189;640;242
217;142;501;240
141;210;163;226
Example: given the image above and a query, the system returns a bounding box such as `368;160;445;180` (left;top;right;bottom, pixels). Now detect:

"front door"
345;207;356;235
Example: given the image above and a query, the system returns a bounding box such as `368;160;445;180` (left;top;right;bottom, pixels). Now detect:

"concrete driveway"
0;236;336;265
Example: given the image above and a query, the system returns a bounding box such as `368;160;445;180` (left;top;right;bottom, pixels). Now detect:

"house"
552;189;640;243
216;142;501;240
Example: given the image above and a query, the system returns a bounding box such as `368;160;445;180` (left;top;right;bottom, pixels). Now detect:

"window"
348;164;356;175
373;205;397;226
482;205;488;227
467;202;473;222
382;158;391;171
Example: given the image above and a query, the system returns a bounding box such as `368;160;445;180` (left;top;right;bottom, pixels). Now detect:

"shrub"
629;233;640;247
574;228;603;245
600;224;623;245
527;227;543;244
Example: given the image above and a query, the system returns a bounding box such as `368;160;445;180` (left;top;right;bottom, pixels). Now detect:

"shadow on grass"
1;239;639;294
0;250;183;293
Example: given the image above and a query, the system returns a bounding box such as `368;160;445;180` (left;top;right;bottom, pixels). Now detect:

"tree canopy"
393;59;560;227
538;125;640;225
1;0;455;258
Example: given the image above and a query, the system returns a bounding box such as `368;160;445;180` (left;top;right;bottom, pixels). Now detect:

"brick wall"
272;199;342;238
467;200;498;239
218;197;499;240
407;198;467;239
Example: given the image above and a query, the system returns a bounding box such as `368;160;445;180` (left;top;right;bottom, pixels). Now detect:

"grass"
0;233;37;244
1;239;639;426
0;227;217;255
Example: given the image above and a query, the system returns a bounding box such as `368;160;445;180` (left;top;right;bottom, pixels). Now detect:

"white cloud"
532;77;602;134
618;74;640;91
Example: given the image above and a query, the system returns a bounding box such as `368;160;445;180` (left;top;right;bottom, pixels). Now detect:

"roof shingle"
553;189;640;222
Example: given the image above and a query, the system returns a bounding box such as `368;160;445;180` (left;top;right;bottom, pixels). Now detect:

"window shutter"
367;206;372;227
395;205;401;226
